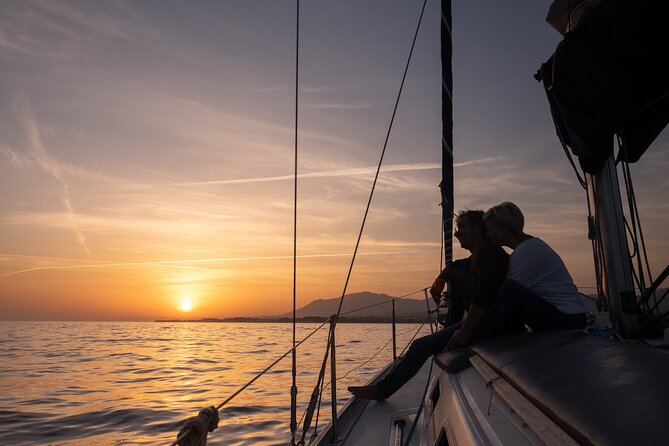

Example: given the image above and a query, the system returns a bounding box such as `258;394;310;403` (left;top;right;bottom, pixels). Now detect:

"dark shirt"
470;244;509;308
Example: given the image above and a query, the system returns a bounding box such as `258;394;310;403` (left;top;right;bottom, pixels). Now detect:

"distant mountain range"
272;291;429;320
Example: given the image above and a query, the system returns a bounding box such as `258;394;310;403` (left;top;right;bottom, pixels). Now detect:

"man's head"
454;209;486;251
483;201;524;246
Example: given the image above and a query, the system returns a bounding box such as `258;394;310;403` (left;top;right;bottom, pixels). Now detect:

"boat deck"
314;360;433;445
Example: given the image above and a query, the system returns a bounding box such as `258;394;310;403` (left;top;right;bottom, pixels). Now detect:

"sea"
0;321;431;445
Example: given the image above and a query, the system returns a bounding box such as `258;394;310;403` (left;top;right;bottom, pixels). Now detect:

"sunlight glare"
179;298;193;312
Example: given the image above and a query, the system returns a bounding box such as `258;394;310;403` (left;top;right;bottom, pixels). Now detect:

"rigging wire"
397;322;428;358
544;80;587;189
290;0;300;440
338;288;426;316
170;320;329;446
585;185;606;311
322;324;426;388
294;323;333;446
333;0;429;321
618;134;657;314
295;323;426;440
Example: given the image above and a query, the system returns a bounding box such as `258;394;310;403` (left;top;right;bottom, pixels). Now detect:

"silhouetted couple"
348;202;586;401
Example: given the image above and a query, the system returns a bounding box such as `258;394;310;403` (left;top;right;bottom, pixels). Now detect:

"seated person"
430;251;474;326
482;202;587;337
348;210;508;401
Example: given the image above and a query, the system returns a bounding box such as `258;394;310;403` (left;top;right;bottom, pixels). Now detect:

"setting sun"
179;299;193;312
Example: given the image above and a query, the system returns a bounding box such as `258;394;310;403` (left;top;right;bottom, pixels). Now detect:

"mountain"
272;291;429;320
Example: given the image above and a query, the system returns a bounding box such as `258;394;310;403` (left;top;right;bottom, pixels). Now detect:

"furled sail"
537;0;669;173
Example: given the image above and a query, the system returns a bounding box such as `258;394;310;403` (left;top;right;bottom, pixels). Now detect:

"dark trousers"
376;321;462;399
376;279;585;399
482;279;586;338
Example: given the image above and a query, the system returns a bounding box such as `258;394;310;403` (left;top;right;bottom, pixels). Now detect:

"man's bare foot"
347;385;385;402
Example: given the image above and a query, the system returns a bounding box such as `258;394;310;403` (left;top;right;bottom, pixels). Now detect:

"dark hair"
456;209;486;238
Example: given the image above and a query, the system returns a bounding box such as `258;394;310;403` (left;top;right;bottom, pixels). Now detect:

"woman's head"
483;202;524;245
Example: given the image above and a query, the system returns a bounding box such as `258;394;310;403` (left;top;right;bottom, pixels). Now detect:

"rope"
545;88;587;189
333;0;428;321
619;134;657;314
290;0;300;440
171;319;329;446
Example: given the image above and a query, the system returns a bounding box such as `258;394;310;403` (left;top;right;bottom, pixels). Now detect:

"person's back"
483;202;587;334
508;237;586;314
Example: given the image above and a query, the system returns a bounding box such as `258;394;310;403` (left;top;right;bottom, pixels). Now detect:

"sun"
179;298;193;312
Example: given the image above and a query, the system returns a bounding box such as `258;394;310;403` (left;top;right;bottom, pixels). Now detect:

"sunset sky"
1;0;667;320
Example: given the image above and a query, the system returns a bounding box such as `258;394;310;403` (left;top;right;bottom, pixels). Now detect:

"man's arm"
429;266;452;302
446;304;486;350
429;257;472;303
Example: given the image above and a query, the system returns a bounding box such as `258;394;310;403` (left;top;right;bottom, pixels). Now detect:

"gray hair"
483;202;524;234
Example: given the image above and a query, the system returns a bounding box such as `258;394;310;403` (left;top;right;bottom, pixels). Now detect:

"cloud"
176;157;501;187
0;144;33;169
17;102;93;257
305;101;372;110
0;249;440;279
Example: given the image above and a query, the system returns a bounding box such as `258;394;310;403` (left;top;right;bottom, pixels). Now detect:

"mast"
587;156;639;336
440;0;454;265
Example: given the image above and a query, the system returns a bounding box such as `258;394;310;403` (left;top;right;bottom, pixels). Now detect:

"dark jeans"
376;321;462;399
482;279;586;338
376;279;585;399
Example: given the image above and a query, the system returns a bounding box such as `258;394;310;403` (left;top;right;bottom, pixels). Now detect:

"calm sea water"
0;321;430;445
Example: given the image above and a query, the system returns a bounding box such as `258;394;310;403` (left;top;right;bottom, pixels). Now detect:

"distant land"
156;289;669;323
157;291;432;323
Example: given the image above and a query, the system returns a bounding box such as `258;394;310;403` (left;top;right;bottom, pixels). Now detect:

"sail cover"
538;0;669;173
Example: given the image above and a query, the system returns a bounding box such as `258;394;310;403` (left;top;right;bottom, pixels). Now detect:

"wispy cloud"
0;1;157;61
0;144;33;169
177;157;501;187
305;101;372;110
18;102;92;257
0;249;439;279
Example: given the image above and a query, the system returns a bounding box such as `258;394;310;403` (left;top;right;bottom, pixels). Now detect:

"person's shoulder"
516;237;544;252
528;237;558;254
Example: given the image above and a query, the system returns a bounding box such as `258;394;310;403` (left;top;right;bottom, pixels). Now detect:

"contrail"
21;103;93;257
177;157;502;187
0;249;440;279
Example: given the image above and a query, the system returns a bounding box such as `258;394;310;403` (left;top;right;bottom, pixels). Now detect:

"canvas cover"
539;0;669;173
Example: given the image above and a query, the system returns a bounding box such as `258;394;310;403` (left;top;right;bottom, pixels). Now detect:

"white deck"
314;360;434;446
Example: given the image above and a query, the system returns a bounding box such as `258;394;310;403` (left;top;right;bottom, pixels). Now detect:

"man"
429;245;473;326
348;210;508;401
483;202;587;335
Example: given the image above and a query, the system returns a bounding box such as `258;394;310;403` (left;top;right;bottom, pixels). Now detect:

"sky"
1;0;667;320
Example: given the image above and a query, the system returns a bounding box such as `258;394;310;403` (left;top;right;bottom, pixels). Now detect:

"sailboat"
174;0;669;444
305;0;669;445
